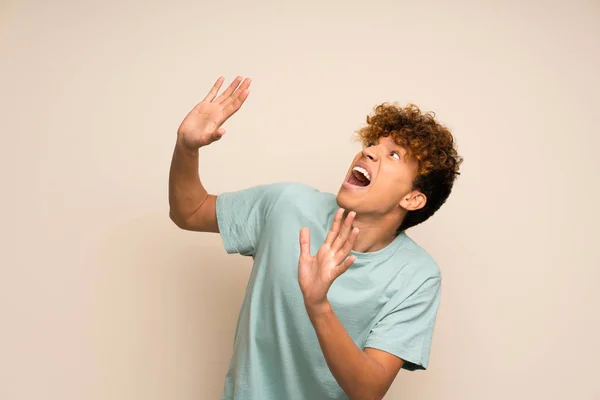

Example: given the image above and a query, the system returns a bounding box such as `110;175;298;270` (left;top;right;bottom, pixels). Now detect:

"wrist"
176;136;200;154
305;299;332;321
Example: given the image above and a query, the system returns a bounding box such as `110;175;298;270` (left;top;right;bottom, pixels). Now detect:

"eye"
391;151;401;160
365;141;375;147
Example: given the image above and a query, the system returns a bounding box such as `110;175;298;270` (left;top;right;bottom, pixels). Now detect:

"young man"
169;76;462;400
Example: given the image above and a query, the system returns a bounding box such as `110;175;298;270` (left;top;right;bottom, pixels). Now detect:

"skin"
168;76;250;231
335;136;427;253
169;77;429;400
299;211;398;400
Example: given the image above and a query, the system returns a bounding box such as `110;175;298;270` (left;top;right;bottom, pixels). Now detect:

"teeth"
353;166;371;181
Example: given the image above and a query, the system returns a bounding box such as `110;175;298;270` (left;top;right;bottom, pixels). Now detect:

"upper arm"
363;275;442;371
364;347;405;397
171;194;220;233
174;182;299;255
175;182;295;255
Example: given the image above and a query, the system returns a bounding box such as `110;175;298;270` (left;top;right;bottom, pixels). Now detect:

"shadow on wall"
89;212;251;399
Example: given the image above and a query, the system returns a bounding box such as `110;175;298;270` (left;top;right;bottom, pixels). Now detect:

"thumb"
299;227;311;257
213;128;226;140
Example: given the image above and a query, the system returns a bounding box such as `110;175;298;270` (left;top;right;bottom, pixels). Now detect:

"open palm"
177;76;251;149
298;209;360;308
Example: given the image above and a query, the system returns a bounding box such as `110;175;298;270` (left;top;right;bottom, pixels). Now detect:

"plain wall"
2;0;599;399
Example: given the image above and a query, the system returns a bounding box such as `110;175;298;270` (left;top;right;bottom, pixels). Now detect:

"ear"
399;190;427;212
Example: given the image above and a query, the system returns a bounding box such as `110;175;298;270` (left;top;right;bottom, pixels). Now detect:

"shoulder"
269;181;333;204
277;181;322;195
396;234;442;282
250;181;320;196
217;181;314;204
218;181;332;215
265;182;337;225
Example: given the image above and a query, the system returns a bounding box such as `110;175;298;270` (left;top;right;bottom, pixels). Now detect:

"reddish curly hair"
354;103;463;232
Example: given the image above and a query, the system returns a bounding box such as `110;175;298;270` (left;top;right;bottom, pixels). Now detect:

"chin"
335;186;360;211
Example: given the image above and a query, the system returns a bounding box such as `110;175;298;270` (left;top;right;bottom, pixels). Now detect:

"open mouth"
346;166;371;187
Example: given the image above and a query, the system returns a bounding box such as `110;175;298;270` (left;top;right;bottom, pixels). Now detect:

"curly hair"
354;103;463;232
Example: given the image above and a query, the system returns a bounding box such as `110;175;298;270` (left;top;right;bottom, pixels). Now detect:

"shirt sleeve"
215;182;291;257
363;276;442;371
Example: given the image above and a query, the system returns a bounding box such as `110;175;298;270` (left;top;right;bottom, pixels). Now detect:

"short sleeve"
364;276;442;371
215;182;291;256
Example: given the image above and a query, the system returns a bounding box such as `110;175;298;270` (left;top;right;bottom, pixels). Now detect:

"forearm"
168;138;209;225
307;302;387;400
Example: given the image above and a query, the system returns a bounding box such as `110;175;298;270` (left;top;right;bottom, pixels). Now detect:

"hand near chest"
297;208;359;313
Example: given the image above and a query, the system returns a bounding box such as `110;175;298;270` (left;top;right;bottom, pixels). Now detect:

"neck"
346;209;405;253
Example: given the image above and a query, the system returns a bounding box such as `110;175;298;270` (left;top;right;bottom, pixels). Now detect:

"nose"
362;145;378;161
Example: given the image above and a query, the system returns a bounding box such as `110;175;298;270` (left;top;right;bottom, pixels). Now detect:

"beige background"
2;0;599;399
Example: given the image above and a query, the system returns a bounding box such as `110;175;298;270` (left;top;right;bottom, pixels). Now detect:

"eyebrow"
371;137;406;154
389;141;406;155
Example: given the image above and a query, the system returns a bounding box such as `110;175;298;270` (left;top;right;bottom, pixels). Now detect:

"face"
336;136;426;217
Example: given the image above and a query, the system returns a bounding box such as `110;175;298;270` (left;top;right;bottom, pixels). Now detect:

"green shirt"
216;182;442;399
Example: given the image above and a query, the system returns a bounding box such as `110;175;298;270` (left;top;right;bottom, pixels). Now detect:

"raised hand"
298;208;360;311
177;76;251;149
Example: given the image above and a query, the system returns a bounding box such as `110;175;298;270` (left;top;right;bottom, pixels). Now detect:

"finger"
337;226;359;260
324;208;345;245
221;77;252;109
221;88;250;121
332;211;356;252
336;255;357;277
202;76;225;102
214;76;243;104
299;227;311;257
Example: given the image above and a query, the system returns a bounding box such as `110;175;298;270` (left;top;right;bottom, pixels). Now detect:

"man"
169;76;462;400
